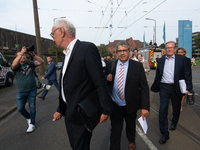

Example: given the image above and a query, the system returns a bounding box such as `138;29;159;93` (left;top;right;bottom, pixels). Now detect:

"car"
57;62;63;69
0;52;14;86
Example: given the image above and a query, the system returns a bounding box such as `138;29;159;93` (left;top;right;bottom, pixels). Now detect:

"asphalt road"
0;67;200;150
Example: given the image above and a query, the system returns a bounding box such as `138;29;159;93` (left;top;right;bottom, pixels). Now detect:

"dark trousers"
110;102;137;150
64;115;92;150
159;83;182;136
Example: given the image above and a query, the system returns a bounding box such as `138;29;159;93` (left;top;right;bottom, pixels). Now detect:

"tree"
159;43;165;49
194;33;200;49
192;47;196;54
97;45;112;58
48;45;63;55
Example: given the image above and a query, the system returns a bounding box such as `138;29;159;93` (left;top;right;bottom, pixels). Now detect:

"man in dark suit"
151;41;192;144
105;41;150;150
38;56;59;100
51;19;112;150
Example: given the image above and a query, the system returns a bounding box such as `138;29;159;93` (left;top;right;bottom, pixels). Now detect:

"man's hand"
185;90;190;94
41;77;44;80
28;50;34;56
107;74;113;82
20;46;27;54
141;109;149;121
53;112;62;121
99;114;109;123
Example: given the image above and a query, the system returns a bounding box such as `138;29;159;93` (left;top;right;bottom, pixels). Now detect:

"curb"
0;70;60;121
0;88;45;121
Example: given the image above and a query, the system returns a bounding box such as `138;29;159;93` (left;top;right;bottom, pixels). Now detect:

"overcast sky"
0;0;199;47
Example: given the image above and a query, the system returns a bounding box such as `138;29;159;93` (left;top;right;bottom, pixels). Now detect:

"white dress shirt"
61;39;77;102
161;54;175;84
111;59;129;106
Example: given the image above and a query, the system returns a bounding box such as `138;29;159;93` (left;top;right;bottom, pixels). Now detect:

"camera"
37;80;51;90
26;45;35;52
37;80;46;89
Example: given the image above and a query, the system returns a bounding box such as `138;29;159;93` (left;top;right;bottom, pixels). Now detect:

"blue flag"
163;22;166;43
143;32;145;47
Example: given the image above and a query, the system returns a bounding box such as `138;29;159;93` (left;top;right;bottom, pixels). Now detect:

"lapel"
125;59;131;87
111;59;118;77
160;55;166;76
174;54;178;79
63;40;80;77
47;61;51;72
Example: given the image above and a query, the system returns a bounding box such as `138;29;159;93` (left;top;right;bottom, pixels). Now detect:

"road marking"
136;125;158;150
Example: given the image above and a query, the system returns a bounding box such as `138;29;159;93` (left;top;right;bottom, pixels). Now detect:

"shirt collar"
165;54;175;59
118;58;129;66
63;38;77;55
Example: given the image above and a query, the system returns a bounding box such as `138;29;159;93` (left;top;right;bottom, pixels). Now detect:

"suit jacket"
151;54;192;98
57;40;112;124
105;59;150;114
44;61;57;80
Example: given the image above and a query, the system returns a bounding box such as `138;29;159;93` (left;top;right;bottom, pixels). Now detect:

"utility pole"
32;0;44;75
1;28;4;55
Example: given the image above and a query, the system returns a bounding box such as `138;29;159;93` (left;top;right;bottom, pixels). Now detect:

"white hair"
54;19;76;38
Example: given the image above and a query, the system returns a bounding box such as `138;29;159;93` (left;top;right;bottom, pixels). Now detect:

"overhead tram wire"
96;0;124;44
94;0;110;43
104;0;143;43
112;0;166;42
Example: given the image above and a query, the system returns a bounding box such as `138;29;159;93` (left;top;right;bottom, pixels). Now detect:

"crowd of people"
11;19;193;150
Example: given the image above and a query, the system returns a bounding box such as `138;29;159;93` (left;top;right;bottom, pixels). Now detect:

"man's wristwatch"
19;53;23;56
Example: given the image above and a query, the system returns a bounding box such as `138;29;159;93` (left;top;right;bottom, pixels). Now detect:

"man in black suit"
151;41;192;144
105;41;150;150
51;19;112;150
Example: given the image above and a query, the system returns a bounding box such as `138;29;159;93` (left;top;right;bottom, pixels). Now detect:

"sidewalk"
0;70;60;121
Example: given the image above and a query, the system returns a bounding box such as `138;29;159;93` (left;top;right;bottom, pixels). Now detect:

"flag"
163;21;166;43
143;32;145;47
153;27;155;44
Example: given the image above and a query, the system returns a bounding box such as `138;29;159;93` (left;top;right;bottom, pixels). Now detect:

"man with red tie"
105;40;150;150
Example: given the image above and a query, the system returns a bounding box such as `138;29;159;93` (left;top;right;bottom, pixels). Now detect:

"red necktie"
118;63;124;101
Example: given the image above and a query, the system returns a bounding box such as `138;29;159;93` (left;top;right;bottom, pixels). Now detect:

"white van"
0;52;14;86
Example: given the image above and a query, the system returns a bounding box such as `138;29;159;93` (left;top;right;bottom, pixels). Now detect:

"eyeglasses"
50;28;60;39
165;47;175;50
117;49;129;53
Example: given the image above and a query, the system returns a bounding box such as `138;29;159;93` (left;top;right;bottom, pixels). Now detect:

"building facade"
0;27;55;62
105;37;143;58
178;20;192;58
176;31;200;57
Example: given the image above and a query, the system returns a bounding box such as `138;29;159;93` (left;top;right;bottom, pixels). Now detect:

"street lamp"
146;18;156;43
53;16;66;24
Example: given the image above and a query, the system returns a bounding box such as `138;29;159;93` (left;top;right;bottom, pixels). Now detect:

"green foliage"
48;45;63;55
194;33;200;49
159;43;165;49
195;57;200;66
97;45;113;58
192;47;196;54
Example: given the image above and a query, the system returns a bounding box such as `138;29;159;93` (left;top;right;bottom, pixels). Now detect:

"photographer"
12;46;44;133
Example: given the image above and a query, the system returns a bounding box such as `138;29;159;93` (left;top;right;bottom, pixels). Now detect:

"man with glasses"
12;46;44;133
51;19;112;150
105;40;150;150
151;41;192;144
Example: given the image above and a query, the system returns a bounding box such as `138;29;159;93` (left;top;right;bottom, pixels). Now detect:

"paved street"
0;67;200;150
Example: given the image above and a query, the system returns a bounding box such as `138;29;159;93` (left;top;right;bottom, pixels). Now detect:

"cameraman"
12;46;44;133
